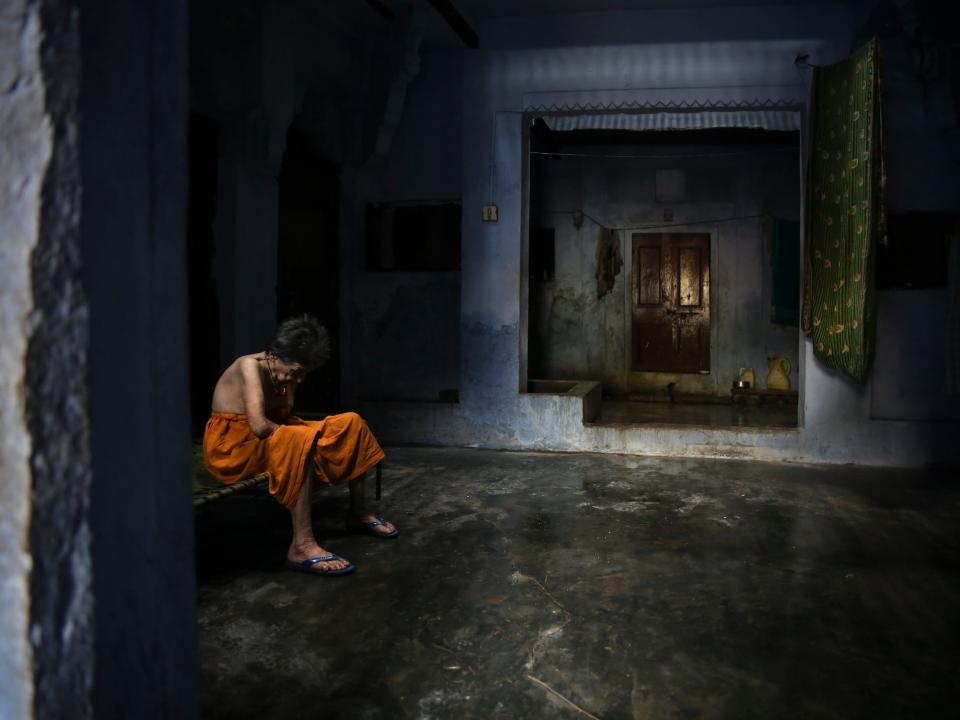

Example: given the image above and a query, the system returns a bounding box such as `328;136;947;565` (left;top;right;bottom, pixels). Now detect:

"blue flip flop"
347;515;399;539
286;554;355;576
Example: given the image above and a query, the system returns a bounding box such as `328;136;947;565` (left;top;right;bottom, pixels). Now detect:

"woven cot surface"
192;442;266;507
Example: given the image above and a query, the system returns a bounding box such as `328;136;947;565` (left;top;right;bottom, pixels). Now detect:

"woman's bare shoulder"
212;354;264;413
216;353;264;391
231;353;265;376
236;353;264;368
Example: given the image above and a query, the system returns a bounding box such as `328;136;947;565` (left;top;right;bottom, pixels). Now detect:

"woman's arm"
240;357;280;439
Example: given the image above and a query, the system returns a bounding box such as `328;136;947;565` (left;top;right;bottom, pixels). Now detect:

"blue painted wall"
342;48;464;403
360;1;960;465
460;5;846;405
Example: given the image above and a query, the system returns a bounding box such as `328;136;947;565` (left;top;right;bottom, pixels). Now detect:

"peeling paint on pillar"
1;1;59;717
27;0;94;717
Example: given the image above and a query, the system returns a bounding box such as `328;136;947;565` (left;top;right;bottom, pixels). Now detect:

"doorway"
525;113;802;428
187;113;222;435
276;122;341;413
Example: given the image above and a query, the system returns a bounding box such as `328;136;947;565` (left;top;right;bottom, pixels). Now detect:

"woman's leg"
347;472;397;536
287;450;351;571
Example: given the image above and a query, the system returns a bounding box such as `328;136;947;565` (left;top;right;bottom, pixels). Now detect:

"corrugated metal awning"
540;110;800;133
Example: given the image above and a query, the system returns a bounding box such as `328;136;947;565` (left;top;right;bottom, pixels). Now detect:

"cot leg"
375;462;382;500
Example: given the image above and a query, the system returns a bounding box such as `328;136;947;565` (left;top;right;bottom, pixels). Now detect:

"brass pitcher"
766;356;792;391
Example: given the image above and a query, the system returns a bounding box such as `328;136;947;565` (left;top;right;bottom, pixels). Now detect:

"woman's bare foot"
287;539;352;572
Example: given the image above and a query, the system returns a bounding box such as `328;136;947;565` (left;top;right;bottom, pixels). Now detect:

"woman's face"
271;358;307;384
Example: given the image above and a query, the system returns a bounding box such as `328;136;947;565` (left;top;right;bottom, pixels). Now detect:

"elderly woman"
203;315;396;576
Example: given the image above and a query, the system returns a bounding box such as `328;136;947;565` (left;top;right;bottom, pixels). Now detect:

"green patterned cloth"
802;38;886;383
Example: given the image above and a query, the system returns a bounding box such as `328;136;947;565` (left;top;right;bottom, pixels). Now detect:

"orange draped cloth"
203;412;385;509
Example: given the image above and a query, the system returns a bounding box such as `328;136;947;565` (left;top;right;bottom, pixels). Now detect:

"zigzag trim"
522;98;803;112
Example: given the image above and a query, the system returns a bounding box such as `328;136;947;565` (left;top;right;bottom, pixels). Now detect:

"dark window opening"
878;213;955;290
366;202;461;271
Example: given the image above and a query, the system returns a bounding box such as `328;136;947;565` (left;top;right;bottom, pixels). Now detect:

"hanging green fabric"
802;38;886;383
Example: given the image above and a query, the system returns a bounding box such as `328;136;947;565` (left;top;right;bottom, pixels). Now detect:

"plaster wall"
474;4;859;50
189;1;958;464
193;0;446;391
529;143;801;397
209;5;296;365
852;6;960;423
370;49;463;202
344;49;463;403
215;142;282;362
872;288;959;421
795;1;960;439
192;3;464;403
192;0;379;366
459;6;843;427
361;3;960;466
346;271;462;401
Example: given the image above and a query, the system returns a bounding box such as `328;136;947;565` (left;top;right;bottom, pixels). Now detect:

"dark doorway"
526;117;800;428
187;113;222;435
632;232;711;373
277;123;341;412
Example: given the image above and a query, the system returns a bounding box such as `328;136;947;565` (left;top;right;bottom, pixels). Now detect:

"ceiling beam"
425;0;479;49
363;0;396;22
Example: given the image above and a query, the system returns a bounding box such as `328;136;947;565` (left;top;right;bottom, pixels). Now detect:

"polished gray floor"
196;447;959;719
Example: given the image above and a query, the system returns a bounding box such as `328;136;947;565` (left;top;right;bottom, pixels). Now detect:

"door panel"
678;247;702;307
637;246;662;305
632;233;710;373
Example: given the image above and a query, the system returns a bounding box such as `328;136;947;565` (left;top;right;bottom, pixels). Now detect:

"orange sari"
202;412;385;509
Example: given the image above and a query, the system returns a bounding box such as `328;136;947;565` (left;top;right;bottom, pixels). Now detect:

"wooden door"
632;233;710;373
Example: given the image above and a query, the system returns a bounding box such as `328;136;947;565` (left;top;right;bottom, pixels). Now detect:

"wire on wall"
539;137;801;234
548;209;771;234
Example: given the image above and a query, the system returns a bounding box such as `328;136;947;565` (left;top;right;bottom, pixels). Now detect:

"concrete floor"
196;447;960;719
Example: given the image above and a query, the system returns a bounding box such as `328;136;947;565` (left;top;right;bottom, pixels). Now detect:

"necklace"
265;354;287;396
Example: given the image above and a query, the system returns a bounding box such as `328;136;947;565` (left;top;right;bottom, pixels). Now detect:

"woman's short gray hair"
267;315;330;369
